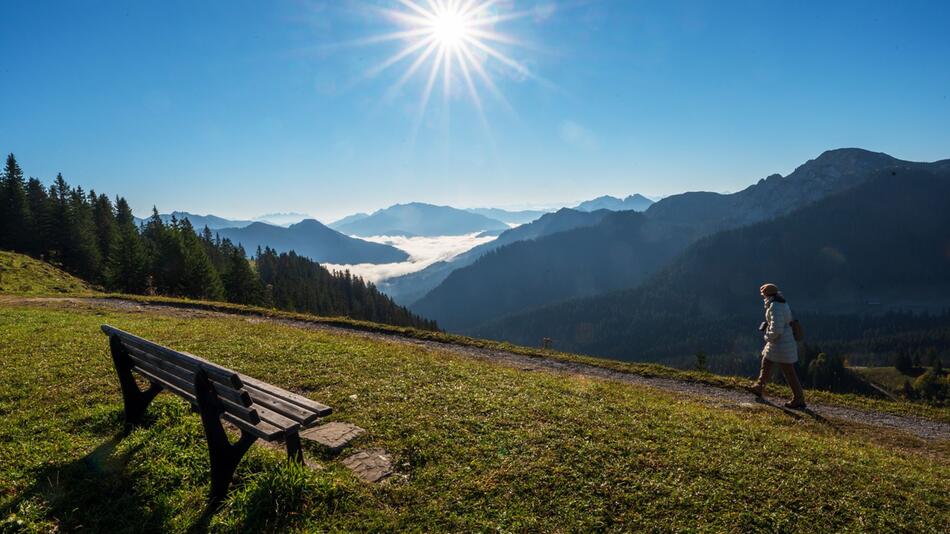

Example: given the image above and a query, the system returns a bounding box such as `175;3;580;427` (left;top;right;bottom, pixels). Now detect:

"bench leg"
285;431;304;464
194;370;257;503
109;335;162;425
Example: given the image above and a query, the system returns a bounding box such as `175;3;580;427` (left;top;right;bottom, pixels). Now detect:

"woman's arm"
765;304;784;342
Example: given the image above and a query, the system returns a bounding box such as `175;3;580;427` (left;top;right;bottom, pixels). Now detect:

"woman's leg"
751;356;773;395
778;363;806;405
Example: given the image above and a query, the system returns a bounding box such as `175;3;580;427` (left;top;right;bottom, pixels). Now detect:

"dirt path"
9;296;950;441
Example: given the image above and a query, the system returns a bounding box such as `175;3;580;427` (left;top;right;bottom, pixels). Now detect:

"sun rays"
351;0;541;138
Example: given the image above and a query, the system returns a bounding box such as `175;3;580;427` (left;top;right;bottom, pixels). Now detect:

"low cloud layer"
322;233;498;283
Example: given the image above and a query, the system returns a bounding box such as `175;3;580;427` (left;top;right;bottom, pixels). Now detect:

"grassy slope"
100;294;950;424
2;249;944;423
1;302;948;532
0;251;92;296
852;366;921;393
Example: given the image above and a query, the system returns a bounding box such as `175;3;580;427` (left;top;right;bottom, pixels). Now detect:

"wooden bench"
101;325;332;501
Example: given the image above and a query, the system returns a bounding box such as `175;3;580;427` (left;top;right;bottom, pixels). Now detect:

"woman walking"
749;283;806;409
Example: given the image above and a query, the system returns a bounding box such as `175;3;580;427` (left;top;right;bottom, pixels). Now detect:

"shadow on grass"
1;406;219;533
0;434;172;533
753;396;804;420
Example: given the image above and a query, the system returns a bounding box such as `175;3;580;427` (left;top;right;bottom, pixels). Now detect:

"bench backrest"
101;325;332;439
102;324;262;423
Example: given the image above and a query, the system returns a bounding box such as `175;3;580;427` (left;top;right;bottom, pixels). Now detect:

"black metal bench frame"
102;325;332;501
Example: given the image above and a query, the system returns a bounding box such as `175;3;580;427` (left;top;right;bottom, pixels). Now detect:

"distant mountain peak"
574;194;654;213
332;203;508;237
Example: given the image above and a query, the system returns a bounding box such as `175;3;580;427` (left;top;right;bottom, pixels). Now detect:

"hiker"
749;283;806;409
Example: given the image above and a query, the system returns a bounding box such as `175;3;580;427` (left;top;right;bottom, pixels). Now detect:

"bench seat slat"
240;375;332;417
245;388;321;426
222;413;285;441
124;344;252;407
254;405;301;431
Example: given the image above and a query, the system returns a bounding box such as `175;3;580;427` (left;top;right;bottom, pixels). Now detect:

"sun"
351;0;542;136
429;6;470;48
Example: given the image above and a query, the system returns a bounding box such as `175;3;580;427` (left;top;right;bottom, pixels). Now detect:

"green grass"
3;249;944;424
0;251;92;296
1;301;948;532
92;293;950;425
852;366;920;393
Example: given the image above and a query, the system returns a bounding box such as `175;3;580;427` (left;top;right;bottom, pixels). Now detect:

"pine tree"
91;192;118;276
0;154;31;252
106;197;148;293
65;186;102;281
26;178;50;257
221;245;263;305
46;174;72;265
176;218;224;300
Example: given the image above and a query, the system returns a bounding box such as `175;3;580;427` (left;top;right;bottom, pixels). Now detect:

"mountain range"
410;149;950;340
472;165;950;365
216;219;408;265
330;203;510;237
465;207;550;225
574;194;654;212
377;208;613;304
135;211;311;230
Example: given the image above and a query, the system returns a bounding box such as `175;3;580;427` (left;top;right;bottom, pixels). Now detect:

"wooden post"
285;431;304;464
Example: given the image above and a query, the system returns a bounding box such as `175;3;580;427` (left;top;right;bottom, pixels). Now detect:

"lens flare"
354;0;543;137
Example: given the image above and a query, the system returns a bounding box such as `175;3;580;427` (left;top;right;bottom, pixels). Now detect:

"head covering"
759;283;779;296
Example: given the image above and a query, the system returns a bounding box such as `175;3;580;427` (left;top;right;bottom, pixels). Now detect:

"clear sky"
2;0;949;221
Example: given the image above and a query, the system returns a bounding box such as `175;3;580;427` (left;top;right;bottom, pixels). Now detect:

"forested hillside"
413;210;690;330
0;154;436;329
380;208;613;304
474;168;950;368
412;149;944;331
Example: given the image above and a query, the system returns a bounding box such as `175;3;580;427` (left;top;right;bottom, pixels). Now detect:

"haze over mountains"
129;194;655;287
377;208;614;304
329;203;511;237
216;219;409;265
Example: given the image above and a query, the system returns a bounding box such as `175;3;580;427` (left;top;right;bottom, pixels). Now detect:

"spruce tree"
106;197;148;293
65;186;102;281
222;245;263;305
91;192;118;273
46;173;72;265
26;178;50;257
176;218;224;300
0;154;31;252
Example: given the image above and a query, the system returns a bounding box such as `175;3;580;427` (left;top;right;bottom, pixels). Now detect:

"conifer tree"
0;154;31;252
176;218;224;300
91;192;118;272
106;197;148;293
26;178;50;257
221;245;264;304
65;186;102;281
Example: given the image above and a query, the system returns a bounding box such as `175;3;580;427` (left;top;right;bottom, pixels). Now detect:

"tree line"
0;153;437;330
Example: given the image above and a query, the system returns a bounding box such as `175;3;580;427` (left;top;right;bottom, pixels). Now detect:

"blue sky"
2;0;949;221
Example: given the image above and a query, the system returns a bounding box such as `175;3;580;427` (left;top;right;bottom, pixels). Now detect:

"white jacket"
762;297;798;363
